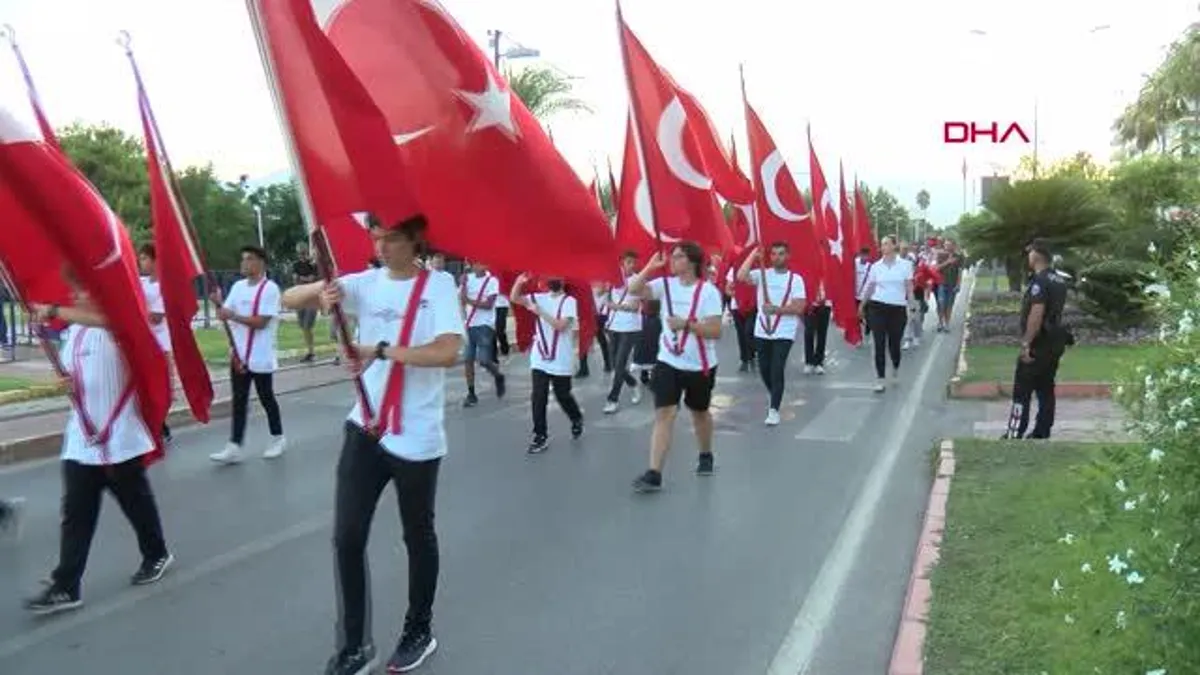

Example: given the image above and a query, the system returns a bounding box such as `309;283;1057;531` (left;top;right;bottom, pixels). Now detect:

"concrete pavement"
0;302;971;674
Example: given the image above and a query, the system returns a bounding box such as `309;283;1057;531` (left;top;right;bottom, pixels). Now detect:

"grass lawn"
0;376;37;392
960;343;1156;383
925;439;1161;675
193;317;334;363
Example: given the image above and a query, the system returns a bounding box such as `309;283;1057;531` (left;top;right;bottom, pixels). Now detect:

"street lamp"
487;30;540;69
967;24;1111;178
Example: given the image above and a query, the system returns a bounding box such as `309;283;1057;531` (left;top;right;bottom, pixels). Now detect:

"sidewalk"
971;398;1133;442
0;361;350;465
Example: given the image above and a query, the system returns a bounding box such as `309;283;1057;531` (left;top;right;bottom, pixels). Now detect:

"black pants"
732;309;756;364
230;369;283;445
493;307;510;359
868;301;907;378
606;331;640;402
53;457;168;595
531;369;583;437
580;316;612;373
1007;352;1061;438
333;422;441;651
755;338;793;410
804;305;831;366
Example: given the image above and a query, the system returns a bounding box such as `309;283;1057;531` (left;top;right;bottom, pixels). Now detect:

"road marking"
766;332;945;674
0;515;329;661
766;278;973;675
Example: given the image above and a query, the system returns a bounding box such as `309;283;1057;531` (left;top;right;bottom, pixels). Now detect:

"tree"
958;177;1111;290
916;189;930;213
1013;151;1107;182
505;66;590;120
176;165;256;269
59;123;151;242
1105;153;1200;261
860;185;914;243
248;182;306;266
1114;24;1200;156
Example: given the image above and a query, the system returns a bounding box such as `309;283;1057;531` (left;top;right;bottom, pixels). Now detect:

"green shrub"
1077;258;1154;329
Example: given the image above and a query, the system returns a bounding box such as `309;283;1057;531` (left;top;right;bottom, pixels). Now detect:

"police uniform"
1005;267;1069;439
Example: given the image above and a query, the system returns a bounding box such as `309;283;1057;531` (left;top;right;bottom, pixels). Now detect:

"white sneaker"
210;443;244;464
814;365;826;375
263;436;287;459
874;381;886;393
912;337;921;347
901;339;912;351
803;365;815;374
602;401;619;415
765;409;781;426
630;384;642;405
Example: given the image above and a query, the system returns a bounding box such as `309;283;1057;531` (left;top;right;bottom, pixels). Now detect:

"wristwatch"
375;341;390;360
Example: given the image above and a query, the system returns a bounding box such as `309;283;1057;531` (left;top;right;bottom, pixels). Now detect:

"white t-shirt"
494;292;510;309
339;268;464;461
223;277;282;373
855;258;871;300
60;326;154;466
646;277;723;372
526;292;577;377
724;269;738;311
865;257;913;307
140;276;172;353
592;287;609;316
748;269;806;340
606;276;643;333
462;274;499;329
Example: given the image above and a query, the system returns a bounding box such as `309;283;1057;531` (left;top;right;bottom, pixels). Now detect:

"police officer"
1003;241;1071;439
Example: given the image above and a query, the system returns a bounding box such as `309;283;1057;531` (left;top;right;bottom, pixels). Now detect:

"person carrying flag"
511;273;584;453
283;215;463;675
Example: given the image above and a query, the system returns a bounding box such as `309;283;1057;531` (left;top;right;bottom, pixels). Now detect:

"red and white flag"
130;50;215;422
0;107;170;461
4;31;60;153
836;162;862;345
252;0;618;281
742;99;821;300
618;9;731;254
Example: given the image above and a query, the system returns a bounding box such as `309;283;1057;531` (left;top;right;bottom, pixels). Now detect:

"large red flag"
131;51;215;423
618;10;732;255
4;29;60;154
807;131;850;319
836;163;862;345
854;182;878;258
742;99;821;300
0;107;169;462
614;115;660;263
306;0;618;282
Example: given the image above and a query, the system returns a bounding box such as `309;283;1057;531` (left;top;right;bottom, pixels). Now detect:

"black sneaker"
495;373;506;398
387;629;438;672
131;553;174;586
696;453;715;476
571;419;584;439
325;643;378;675
25;584;83;616
576;366;590;379
738;361;749;373
463;393;479;408
527;435;549;454
0;497;24;541
632;469;662;493
302;352;315;363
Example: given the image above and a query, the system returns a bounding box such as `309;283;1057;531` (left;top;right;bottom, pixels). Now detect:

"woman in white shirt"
859;235;914;392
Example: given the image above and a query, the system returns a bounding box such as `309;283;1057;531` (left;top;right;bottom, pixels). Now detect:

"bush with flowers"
1051;241;1200;674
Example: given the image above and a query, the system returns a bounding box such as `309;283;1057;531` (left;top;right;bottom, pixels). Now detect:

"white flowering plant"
1053;242;1200;673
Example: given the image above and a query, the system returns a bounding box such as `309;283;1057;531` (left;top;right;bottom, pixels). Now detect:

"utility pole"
489;29;501;68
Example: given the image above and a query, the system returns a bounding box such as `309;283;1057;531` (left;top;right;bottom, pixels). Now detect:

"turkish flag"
614;115;660;263
248;0;415;273
742;99;821;300
807;134;848;315
136;72;215;423
618;11;731;255
836;163;863;345
854;183;878;259
303;0;617;282
677;89;755;205
0;107;169;462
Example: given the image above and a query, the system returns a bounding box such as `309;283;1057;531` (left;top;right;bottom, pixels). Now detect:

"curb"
948;381;1111;400
946;274;975;397
0;376;347;467
889;439;956;675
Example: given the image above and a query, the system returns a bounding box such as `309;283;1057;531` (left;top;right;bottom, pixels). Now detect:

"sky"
0;0;1195;229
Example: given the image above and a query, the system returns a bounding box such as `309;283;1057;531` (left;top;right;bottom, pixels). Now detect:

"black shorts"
652;361;717;412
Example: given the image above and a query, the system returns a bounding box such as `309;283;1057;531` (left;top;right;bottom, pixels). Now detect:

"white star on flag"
456;69;520;140
828;236;843;261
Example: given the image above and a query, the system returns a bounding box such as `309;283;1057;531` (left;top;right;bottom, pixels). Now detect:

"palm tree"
505;66;591;120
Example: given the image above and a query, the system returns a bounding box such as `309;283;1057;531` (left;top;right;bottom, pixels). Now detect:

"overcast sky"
1;0;1194;228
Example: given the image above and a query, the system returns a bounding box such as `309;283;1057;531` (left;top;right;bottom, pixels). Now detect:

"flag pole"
243;0;375;425
118;30;241;368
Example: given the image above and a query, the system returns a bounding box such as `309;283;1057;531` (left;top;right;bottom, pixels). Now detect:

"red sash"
71;328;134;465
605;279;633;330
757;271;795;335
662;280;710;370
239;279;271;370
463;275;494;326
532;293;570;361
376;270;431;435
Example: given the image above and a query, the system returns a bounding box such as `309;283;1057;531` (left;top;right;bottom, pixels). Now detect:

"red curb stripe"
889;442;957;675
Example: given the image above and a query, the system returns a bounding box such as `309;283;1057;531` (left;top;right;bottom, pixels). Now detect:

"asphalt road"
0;300;975;674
